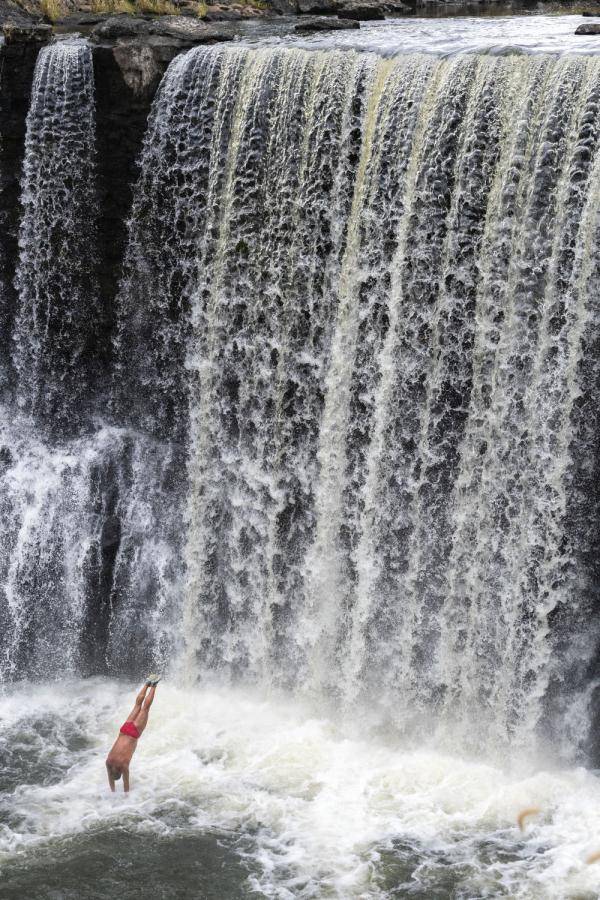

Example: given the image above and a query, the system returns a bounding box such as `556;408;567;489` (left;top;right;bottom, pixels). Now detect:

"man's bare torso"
106;732;138;771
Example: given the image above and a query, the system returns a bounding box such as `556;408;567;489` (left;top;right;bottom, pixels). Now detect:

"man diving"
105;674;160;792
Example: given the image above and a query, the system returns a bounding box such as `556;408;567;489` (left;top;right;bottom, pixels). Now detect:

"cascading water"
13;40;101;431
3;27;600;899
3;39;600;754
0;421;183;681
122;45;600;759
0;40;184;685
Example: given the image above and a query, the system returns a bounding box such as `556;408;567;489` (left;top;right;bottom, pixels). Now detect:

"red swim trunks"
120;721;141;739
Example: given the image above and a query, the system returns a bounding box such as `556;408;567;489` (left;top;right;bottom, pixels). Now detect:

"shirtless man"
106;675;160;792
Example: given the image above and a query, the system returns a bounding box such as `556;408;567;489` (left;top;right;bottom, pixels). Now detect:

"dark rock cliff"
93;43;158;373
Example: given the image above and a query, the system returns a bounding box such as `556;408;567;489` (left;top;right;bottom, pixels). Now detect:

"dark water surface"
0;831;257;900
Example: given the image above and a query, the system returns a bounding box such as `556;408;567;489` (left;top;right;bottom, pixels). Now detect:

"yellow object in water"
517;808;542;831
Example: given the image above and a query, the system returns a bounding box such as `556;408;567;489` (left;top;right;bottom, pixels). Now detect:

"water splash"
0;417;183;683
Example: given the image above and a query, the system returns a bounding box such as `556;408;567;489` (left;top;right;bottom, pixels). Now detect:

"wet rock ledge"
89;14;360;96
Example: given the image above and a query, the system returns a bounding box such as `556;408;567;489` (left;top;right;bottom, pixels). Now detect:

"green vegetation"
196;0;269;15
91;0;176;12
136;0;179;14
40;0;66;21
91;0;136;12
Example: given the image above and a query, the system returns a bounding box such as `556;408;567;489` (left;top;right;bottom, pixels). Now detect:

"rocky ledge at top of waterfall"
0;1;363;99
0;0;405;94
0;0;410;37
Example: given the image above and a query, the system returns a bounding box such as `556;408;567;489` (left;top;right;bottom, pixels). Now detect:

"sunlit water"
1;680;600;899
247;14;600;55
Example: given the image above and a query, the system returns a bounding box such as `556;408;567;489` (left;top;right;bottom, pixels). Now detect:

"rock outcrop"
1;0;43;21
89;13;362;93
89;13;240;94
294;12;358;27
576;21;600;33
110;36;185;95
0;0;37;23
90;12;238;41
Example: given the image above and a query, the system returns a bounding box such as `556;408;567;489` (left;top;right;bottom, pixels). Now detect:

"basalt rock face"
110;37;183;96
90;16;252;100
0;0;37;24
90;17;239;97
93;44;160;371
294;13;359;27
89;13;238;42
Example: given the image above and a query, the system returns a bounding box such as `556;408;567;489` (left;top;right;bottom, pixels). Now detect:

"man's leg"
133;685;156;735
124;684;149;723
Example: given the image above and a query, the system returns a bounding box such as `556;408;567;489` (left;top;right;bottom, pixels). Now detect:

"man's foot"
145;673;161;686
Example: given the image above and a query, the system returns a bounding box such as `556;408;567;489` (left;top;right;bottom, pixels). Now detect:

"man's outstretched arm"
106;763;116;793
123;768;130;793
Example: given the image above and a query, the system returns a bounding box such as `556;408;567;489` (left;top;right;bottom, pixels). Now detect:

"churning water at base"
1;679;600;899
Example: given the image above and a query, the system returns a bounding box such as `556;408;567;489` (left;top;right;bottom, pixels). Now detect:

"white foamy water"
0;414;182;682
250;14;600;56
2;679;600;898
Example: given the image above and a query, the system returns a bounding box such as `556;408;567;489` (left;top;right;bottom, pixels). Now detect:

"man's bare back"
106;676;159;792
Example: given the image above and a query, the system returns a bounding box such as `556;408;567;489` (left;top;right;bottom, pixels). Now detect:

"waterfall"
121;45;600;757
1;39;600;761
0;40;184;684
14;39;101;433
0;420;183;681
